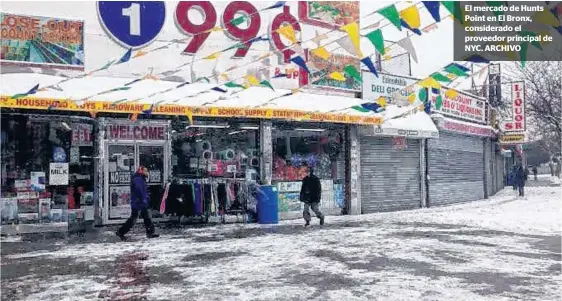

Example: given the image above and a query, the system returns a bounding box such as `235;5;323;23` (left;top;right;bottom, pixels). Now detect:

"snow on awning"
0;73;386;125
360;110;439;139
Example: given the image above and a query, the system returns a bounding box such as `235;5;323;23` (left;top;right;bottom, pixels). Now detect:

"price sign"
98;1;166;49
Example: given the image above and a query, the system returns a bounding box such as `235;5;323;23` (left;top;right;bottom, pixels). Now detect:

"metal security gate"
495;152;505;191
360;137;422;213
427;133;485;206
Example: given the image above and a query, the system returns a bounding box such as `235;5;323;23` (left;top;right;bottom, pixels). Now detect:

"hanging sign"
49;163;69;185
499;82;525;133
441;119;495;137
0;13;85;70
362;71;418;101
97;1;166;49
434;89;487;124
500;134;525;145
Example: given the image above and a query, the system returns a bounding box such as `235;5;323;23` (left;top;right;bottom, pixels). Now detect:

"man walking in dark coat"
513;163;529;197
117;166;159;240
300;163;324;227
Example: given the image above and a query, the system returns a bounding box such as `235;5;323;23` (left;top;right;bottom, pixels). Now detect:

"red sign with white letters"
500;82;526;132
107;124;166;140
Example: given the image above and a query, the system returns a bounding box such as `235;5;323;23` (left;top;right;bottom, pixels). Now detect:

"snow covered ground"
1;181;561;301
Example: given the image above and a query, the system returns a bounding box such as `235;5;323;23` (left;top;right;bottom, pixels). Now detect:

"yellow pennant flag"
133;50;148;58
445;89;458;99
400;5;421;29
311;46;331;60
185;108;194;125
277;24;297;43
203;52;221;60
328;72;346;81
219;73;230;81
291;88;301;94
205;27;224;33
340;22;363;58
407;93;416;104
245;75;260;86
376;96;387;108
533;10;560;26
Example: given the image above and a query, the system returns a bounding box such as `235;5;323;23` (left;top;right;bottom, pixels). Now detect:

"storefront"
1;113;95;234
427;116;495;206
358;111;439;213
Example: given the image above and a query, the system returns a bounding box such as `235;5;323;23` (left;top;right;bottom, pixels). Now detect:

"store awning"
360;108;439;139
0;73;390;125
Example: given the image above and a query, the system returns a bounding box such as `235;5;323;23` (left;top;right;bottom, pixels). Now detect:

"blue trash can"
256;185;279;224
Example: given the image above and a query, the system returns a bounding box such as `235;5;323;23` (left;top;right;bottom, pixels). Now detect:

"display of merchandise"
38;198;52;222
1;198;18;223
18;199;38;214
51;208;66;223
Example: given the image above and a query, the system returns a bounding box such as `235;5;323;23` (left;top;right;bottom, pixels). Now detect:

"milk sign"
49;163;69;185
362;71;417;101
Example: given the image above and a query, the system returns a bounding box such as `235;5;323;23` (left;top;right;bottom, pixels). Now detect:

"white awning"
360;110;439;139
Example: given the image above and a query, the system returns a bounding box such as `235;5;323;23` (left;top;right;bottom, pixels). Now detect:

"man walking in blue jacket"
116;166;159;240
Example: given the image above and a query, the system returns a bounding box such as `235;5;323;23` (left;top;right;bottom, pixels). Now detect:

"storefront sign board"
433;89;487;124
1;96;384;125
499;82;526;133
106;124;166;140
49;163;69;185
500;134;526;145
441;119;495;137
362;72;418;101
0;13;85;70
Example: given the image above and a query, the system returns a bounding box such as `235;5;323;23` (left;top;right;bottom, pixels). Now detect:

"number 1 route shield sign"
97;1;166;49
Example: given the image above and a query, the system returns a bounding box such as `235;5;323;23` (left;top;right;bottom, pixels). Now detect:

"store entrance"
104;142;166;224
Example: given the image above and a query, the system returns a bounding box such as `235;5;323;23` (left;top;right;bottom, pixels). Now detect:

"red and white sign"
72;123;93;146
107;124;166;140
434;89;487;124
500;82;526;132
441;119;495;137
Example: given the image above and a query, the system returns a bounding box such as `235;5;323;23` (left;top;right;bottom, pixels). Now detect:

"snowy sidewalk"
1;184;561;301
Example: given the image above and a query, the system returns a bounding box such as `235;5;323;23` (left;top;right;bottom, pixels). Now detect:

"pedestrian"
116;166;159;240
299;163;324;227
513;163;528;197
549;161;555;177
532;166;538;181
509;164;517;190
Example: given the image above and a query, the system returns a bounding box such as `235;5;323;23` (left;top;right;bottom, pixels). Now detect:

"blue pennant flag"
211;87;228;93
290;56;311;74
142;105;154;118
361;57;379;78
431;87;440;95
117;48;133;64
248;36;269;43
176;81;191;88
11;84;40;99
400;19;422;35
464;54;491;63
273;73;288;78
361;102;383;113
423;1;441;23
265;1;286;10
446;63;471;73
424;101;431;114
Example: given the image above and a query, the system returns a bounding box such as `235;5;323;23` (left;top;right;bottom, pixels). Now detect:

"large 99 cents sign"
98;1;300;60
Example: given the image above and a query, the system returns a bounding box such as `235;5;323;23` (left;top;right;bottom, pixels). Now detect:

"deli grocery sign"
434;89;487;124
362;71;417;101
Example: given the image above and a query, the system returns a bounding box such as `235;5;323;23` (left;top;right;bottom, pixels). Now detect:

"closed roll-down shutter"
428;133;485;206
360;137;421;213
496;153;504;191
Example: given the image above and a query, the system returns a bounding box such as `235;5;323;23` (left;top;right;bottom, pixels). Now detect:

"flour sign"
362;71;417;101
500;82;526;133
49;163;69;185
434;89;487;124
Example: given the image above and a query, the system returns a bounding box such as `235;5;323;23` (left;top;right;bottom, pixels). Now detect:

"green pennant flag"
520;42;529;68
431;72;453;83
418;87;428;103
259;80;275;91
444;65;469;77
519;31;543;50
225;81;245;89
441;1;464;24
435;95;444;110
343;65;362;83
378;5;401;30
366;29;385;55
11;93;27;99
230;15;247;26
352;105;370;113
441;1;456;16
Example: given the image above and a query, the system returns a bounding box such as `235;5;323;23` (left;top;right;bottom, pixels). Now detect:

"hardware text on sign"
107;124;166;140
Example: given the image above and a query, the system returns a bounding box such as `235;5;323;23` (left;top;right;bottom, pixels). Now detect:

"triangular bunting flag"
203;52;221;60
225;81;245;89
400;5;421;29
447;63;470;73
431;72;452;83
245;75;260;86
343;65;362;82
185;108;194;126
273;73;288;78
336;36;359;57
400;19;422;35
424;101;431;114
117;48;133;64
352;105;371;113
340;22;363;57
212;87;228;93
441;2;456;18
259;80;275;91
361;57;379;78
397;37;418;63
435;95;444;110
407;93;416;103
328;72;346;81
423;1;441;22
445;89;458;99
366;29;385;55
11;84;40;99
444;64;469;77
205;27;224;33
311;46;331;60
419;77;441;89
142;105;154;118
418;87;428;103
290;56;311;74
264;1;286;10
376;96;387;108
277;24;298;44
230;15;247;26
378;5;402;30
464;54;491;63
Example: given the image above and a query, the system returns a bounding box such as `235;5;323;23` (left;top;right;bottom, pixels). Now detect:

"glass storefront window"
171;120;260;181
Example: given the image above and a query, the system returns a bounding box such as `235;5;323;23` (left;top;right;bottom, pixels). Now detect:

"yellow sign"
0;96;384;125
500;134;525;144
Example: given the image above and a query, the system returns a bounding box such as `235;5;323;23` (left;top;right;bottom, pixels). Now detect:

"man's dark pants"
118;207;155;236
518;185;525;197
